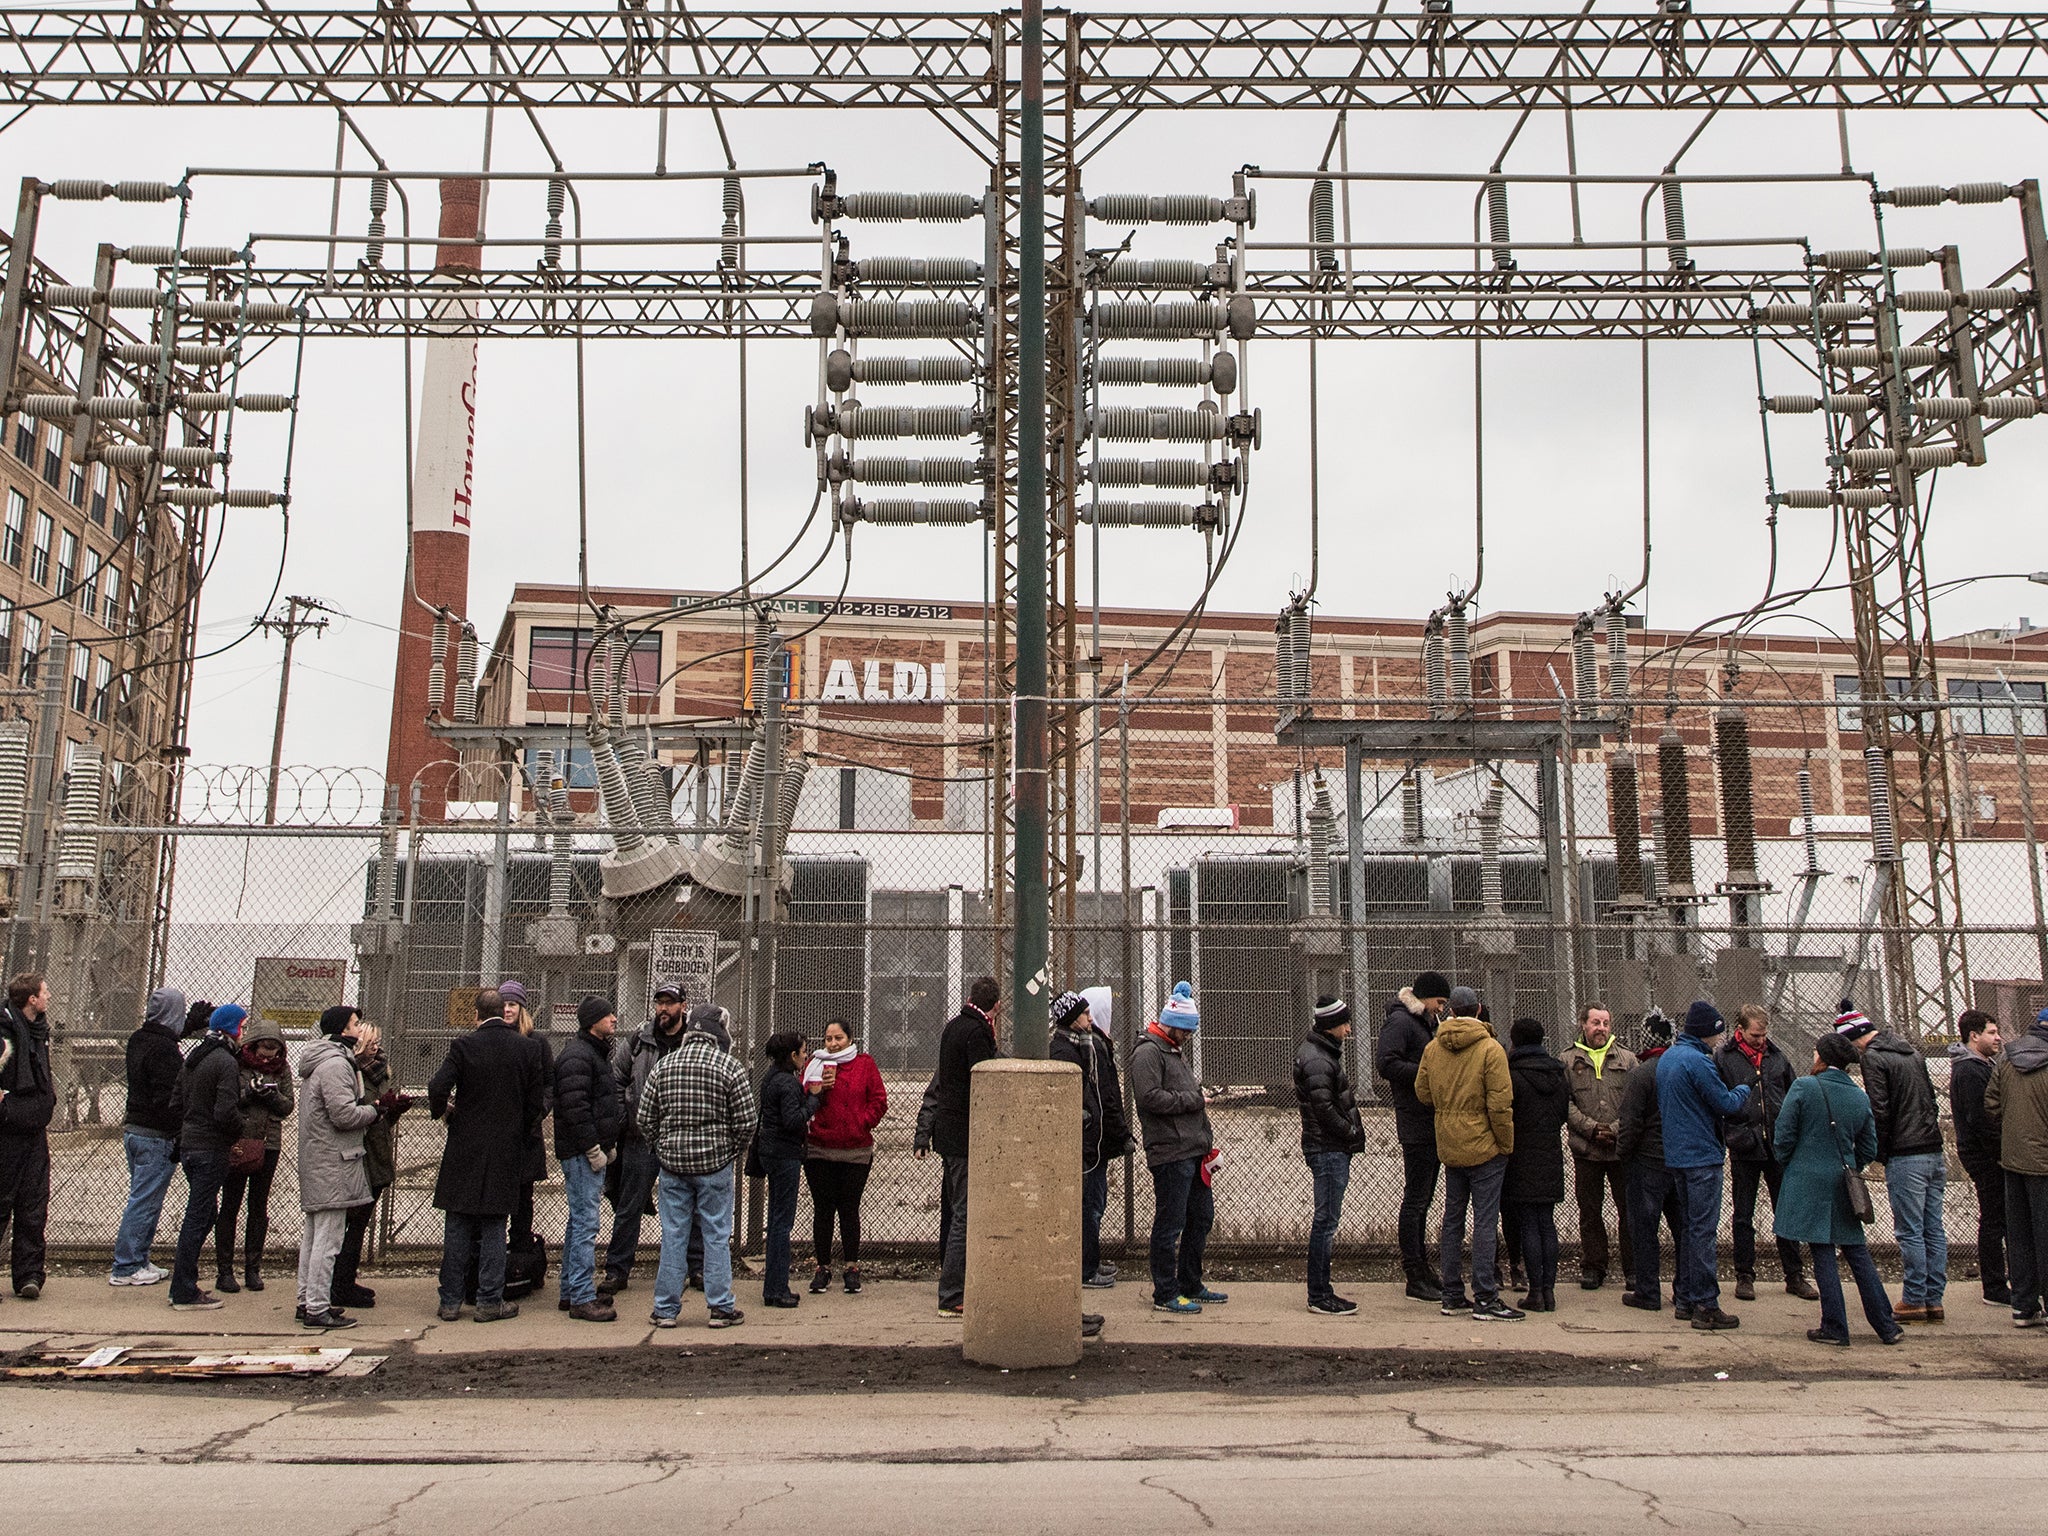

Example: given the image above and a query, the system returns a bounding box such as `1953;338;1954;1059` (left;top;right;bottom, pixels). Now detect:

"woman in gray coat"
295;1031;381;1330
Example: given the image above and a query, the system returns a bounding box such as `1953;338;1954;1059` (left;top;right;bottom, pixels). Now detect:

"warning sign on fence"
647;927;717;1018
252;957;347;1036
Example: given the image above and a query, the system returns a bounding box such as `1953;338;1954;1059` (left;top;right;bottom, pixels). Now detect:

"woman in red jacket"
804;1019;889;1294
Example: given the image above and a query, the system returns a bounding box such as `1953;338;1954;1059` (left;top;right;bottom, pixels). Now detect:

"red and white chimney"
385;178;482;820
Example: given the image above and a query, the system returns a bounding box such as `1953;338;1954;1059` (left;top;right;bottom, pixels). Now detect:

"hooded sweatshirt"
1414;1014;1513;1167
235;1015;296;1151
123;987;188;1138
1985;1021;2048;1177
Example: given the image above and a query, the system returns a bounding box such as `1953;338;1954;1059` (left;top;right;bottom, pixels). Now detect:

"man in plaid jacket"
637;1006;758;1329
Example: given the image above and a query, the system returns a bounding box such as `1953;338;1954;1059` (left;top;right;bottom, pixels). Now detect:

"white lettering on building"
818;658;948;703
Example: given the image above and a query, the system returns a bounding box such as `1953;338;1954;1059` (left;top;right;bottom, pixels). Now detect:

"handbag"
1820;1082;1875;1225
743;1134;765;1179
228;1135;267;1176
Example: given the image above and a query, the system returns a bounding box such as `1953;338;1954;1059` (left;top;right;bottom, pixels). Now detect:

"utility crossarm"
7;8;2048;112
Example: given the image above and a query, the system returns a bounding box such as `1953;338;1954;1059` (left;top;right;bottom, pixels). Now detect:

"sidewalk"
3;1269;2039;1378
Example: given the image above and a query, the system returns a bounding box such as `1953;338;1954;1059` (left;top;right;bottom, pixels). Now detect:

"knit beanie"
1312;996;1352;1032
498;980;530;1009
1816;1032;1859;1071
1448;985;1481;1017
1640;1010;1675;1049
1051;991;1091;1030
1159;981;1200;1033
1833;1000;1877;1041
210;1003;247;1039
1684;1000;1725;1038
578;995;616;1032
318;1004;360;1039
686;1003;733;1049
1412;971;1451;1003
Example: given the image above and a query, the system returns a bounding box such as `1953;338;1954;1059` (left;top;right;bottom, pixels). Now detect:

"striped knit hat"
1833;1000;1877;1041
1159;982;1201;1033
1312;996;1352;1032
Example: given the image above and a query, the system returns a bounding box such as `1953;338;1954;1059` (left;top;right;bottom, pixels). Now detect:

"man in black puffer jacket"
554;997;625;1322
1616;1013;1683;1311
1295;996;1366;1316
0;973;58;1300
1377;970;1450;1299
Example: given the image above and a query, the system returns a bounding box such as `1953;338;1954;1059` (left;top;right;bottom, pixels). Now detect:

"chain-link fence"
10;691;2045;1270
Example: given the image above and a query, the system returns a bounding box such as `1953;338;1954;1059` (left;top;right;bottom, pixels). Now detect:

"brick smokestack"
385;178;483;820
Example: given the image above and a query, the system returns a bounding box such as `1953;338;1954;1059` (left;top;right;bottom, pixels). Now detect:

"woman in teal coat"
1773;1032;1903;1346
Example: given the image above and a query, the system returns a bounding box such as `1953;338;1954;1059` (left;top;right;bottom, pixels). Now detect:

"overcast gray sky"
7;4;2048;773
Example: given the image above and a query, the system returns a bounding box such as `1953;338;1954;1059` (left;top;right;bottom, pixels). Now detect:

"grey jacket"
295;1036;382;1212
1130;1032;1212;1169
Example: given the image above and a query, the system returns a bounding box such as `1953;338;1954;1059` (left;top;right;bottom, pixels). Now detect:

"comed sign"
252;957;347;1035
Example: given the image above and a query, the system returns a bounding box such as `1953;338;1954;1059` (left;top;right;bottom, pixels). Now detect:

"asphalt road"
6;1373;2047;1533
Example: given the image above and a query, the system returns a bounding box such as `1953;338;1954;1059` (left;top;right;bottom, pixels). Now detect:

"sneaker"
1191;1287;1230;1304
1405;1275;1445;1302
301;1309;357;1331
762;1294;801;1309
808;1269;832;1295
1081;1313;1105;1338
170;1292;226;1311
1806;1328;1851;1347
1439;1296;1471;1317
1308;1295;1359;1316
1083;1271;1117;1289
1879;1328;1905;1346
109;1265;167;1287
843;1269;863;1295
650;1312;680;1329
1982;1291;2013;1307
569;1300;618;1322
1154;1296;1203;1315
1623;1292;1662;1312
473;1302;520;1323
1098;1261;1118;1277
707;1306;744;1329
1690;1307;1741;1331
1787;1277;1821;1301
437;1303;463;1322
1474;1299;1526;1322
937;1302;964;1319
14;1280;39;1301
2014;1310;2046;1329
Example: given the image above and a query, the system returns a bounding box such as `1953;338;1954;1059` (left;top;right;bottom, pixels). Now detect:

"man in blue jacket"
1656;1001;1750;1331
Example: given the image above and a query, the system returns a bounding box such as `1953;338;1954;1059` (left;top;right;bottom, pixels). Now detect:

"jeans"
653;1165;736;1317
1439;1155;1508;1306
806;1158;872;1269
1625;1160;1681;1303
2007;1171;2048;1319
1306;1150;1352;1301
559;1154;607;1307
1148;1155;1214;1305
217;1146;280;1275
1081;1160;1110;1281
603;1137;659;1282
1887;1151;1948;1307
763;1156;802;1300
938;1155;971;1309
1967;1163;2009;1300
1670;1164;1725;1310
1731;1157;1806;1280
1398;1140;1440;1272
438;1213;508;1310
1811;1241;1899;1341
171;1149;230;1304
1573;1156;1631;1280
112;1129;179;1276
296;1207;347;1315
1512;1199;1560;1294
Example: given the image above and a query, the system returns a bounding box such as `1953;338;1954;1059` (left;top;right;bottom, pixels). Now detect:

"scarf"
966;1002;994;1037
802;1042;859;1087
1144;1022;1182;1050
1734;1034;1766;1072
239;1043;289;1077
1579;1037;1613;1078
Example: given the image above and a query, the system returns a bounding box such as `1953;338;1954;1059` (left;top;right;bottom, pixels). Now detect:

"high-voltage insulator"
1877;181;2014;207
546;177;568;270
454;622;479;724
1754;300;1868;327
1660;180;1692;271
809;297;979;338
617;733;675;847
106;343;233;367
535;749;575;917
1273;611;1299;702
427;611;449;713
19;393;147;419
854;255;983;286
1980;395;2043;419
1287;599;1311;699
833;453;983;485
56;747;104;885
831;191;983;223
584;721;645;852
366;175;389;267
1774;487;1892;509
370;791;401;919
1088;404;1229;441
749;613;778;713
828;352;975;389
49;179;177;202
1912;395;1988;421
1478;776;1506;914
1089;457;1210;489
1088;191;1254;226
1842;445;1958;472
830;404;982;440
1445;603;1472;703
1310;178;1337;273
94;444;217;469
1486;175;1515;271
1826;344;1939;369
123;245;240;268
1094;257;1214;290
1863;745;1898;863
1797;765;1821;876
1765;394;1871;415
1090;301;1228;339
1571;614;1599;703
1424;616;1449;715
159;487;287;508
1402;768;1425;845
1895;286;2024;311
1656;726;1696;900
187;299;296;324
0;719;28;873
1818;246;1936;270
837;495;985;527
1077;500;1215;529
183;393;291;413
769;756;810;867
1097;354;1237;393
726;737;767;833
1307;773;1335;916
1714;706;1761;889
1609;751;1646;903
1606;608;1632;701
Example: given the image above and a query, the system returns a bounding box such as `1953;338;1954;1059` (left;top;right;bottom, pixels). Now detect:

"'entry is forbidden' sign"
647;928;716;1018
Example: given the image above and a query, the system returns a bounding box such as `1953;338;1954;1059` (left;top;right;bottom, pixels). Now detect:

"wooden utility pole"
257;595;331;824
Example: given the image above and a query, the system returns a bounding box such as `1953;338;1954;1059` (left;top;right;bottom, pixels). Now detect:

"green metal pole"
1012;0;1050;1058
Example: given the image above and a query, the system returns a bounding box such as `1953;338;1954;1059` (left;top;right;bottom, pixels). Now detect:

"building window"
101;566;120;630
56;529;78;596
1948;677;2048;738
111;479;129;541
526;627;661;695
11;415;33;463
75;548;98;617
18;612;40;685
91;655;112;722
41;425;64;489
69;639;90;712
521;744;599;791
30;511;53;586
1834;674;1912;733
2;488;24;567
89;463;108;526
0;596;11;674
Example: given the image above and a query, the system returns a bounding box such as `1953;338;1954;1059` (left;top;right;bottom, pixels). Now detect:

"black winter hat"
319;1004;360;1039
1313;996;1352;1032
578;995;617;1032
1413;971;1451;1002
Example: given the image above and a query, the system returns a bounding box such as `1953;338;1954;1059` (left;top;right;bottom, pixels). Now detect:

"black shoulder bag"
1820;1080;1876;1225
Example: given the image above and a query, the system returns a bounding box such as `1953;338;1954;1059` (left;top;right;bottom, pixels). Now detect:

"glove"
586;1146;610;1173
1120;1136;1138;1160
184;1000;215;1039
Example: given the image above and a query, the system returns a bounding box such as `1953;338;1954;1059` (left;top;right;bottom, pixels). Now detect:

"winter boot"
1734;1272;1756;1302
1404;1263;1444;1302
245;1253;266;1293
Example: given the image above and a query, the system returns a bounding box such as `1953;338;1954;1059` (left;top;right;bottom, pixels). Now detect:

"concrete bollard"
962;1058;1083;1369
